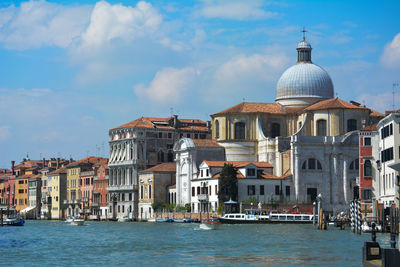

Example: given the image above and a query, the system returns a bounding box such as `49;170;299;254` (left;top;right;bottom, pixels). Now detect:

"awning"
224;198;237;204
20;206;36;214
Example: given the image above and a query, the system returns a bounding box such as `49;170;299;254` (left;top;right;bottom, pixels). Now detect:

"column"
343;158;349;203
294;147;300;201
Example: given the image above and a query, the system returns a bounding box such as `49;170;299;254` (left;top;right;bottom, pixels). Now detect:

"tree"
151;201;164;212
218;163;238;203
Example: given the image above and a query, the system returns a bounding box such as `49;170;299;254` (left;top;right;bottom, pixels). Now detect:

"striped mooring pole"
357;199;362;235
350;201;354;232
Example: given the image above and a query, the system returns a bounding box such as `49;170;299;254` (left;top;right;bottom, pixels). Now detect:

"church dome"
275;35;334;107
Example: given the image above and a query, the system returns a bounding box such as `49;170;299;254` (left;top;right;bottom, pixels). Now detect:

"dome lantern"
297;28;312;63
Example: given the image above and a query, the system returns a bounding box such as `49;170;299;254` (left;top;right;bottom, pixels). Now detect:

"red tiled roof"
112;116;208;131
192;139;221;147
203;160;273;168
360;123;378;131
305;98;370;111
212;102;284;116
48;167;67;175
67;157;108;167
139;163;176;173
385;109;400;116
369;109;385;117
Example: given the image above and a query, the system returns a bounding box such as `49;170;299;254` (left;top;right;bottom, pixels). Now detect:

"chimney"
11;161;15;175
173;115;178;129
56;158;60;169
42;157;46;168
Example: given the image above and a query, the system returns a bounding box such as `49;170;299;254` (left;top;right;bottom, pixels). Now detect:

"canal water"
0;221;392;266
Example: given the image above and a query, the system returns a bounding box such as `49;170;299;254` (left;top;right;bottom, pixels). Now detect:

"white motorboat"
65;216;74;223
218;213;268;224
268;213;315;224
70;218;85;226
118;216;131;222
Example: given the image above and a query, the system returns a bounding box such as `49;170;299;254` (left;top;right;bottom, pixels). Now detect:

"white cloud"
357;92;394;113
0;0;91;50
381;32;400;69
0;126;11;142
134;67;197;104
79;1;162;50
200;0;276;20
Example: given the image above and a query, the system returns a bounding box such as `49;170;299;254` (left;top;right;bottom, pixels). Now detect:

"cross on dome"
301;27;307;40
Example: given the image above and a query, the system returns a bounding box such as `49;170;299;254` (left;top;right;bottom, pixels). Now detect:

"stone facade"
108;116;211;220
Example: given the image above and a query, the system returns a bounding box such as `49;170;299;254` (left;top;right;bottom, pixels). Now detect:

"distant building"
47;167;67;220
191;160;291;213
108;116;211;220
93;163;109;220
138;162;176;221
358;124;379;204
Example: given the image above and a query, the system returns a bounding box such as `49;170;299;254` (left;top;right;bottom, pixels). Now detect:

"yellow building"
48;167;67;220
15;175;29;211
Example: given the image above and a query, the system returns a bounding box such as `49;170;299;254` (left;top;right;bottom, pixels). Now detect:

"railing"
198;194;209;201
107;184;138;191
81;170;95;176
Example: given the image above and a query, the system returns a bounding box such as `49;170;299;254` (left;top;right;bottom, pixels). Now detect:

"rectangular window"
260;185;264;195
206;169;209;177
158;132;162;138
186;133;191;138
209;185;212;196
192;187;195;197
275;185;280;195
246;168;256;177
194;134;198;139
168;133;172;139
215;185;218;195
201;170;203;177
197;187;200;195
247;185;255;195
18;189;24;194
364;137;371;146
286;186;290;196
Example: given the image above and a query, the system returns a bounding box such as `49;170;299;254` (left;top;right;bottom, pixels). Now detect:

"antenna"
393;82;399;110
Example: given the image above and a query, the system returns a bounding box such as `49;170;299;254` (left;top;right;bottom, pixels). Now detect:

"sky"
0;0;399;168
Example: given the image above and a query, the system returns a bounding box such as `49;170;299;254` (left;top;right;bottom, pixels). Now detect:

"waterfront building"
40;167;54;219
375;112;400;208
138;163;176;220
209;35;384;211
173;138;225;206
358;124;379;204
47;167;67;219
15;175;29;211
93;163;110;220
80;168;95;217
27;175;41;219
191;160;291;213
108;116;211;220
0;169;14;207
65;157;108;218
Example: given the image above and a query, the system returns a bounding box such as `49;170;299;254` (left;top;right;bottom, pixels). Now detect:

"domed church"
210;34;384;210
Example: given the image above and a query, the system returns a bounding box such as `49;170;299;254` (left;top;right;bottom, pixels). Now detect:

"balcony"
107;184;138;192
91;202;99;207
198;194;209;201
63;199;80;205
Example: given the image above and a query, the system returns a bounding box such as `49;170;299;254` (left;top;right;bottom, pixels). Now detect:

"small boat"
70;218;85;226
361;221;382;233
200;218;220;230
118;216;131;222
268;213;314;224
2;216;24;226
155;217;173;223
65;216;74;223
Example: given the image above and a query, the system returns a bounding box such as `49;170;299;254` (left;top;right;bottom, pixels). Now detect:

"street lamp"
316;193;322;229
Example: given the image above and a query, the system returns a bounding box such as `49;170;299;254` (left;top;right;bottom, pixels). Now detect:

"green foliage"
175;205;187;212
151;201;165;211
217;203;223;215
165;203;176;212
243;197;258;205
185;203;191;212
218;164;238;203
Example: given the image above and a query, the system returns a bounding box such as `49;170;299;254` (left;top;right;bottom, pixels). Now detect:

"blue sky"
0;0;399;168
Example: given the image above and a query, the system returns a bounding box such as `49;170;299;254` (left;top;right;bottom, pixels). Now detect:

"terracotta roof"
48;167;67;175
67;157;108;168
203;160;273;168
212;102;284;116
192;139;221;147
385;109;400;116
305;98;370;111
360;123;378;131
139;163;176;173
369;109;385;117
112;116;208;131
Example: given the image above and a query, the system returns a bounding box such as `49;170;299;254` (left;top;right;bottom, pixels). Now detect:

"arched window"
234;122;245;139
347;119;357;132
364;160;372;177
271;123;280;138
317;120;327;136
349;159;359;170
215;120;220;139
302;158;322;170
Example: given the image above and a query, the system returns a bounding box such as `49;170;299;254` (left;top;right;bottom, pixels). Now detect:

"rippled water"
0;221;392;266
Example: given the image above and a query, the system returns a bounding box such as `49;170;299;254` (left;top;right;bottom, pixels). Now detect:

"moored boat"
219;212;315;224
173;218;193;223
2;216;24;226
118;216;131;222
218;213;269;224
155;217;173;223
